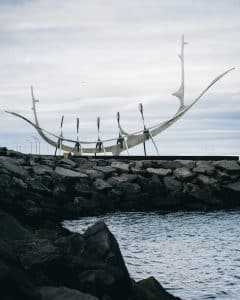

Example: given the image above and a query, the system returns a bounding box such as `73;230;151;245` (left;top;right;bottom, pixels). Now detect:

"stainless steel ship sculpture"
6;35;235;156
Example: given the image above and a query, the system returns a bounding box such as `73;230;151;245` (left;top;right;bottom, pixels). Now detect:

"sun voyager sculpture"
6;35;235;156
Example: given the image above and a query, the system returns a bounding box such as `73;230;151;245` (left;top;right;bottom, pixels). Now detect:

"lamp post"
25;139;32;154
31;136;40;154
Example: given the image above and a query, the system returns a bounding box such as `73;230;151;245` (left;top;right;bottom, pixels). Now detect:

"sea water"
63;211;240;299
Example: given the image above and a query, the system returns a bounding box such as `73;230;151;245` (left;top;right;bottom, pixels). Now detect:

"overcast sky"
0;0;239;155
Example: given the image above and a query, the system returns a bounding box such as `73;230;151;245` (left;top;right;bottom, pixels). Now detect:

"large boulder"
40;286;98;300
77;221;132;299
0;239;41;300
134;276;181;300
0;209;34;241
0;156;28;178
193;161;215;176
147;168;172;177
213;160;240;174
55;166;88;178
174;168;194;181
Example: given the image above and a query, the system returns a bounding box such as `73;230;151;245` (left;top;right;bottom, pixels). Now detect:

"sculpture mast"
172;34;188;111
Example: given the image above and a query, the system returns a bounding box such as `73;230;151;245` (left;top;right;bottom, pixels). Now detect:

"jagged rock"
75;158;96;170
197;174;217;186
157;160;182;169
223;182;240;205
134;276;181;300
213;160;240;174
55;167;88;178
193;161;215;176
57;158;76;168
111;161;129;173
32;165;53;176
74;180;92;196
93;179;112;191
15;238;63;286
28;180;50;194
108;174;137;186
216;170;231;181
12;177;28;189
83;169;104;180
163;176;182;192
0;146;7;155
224;181;240;193
0;156;28;178
174;167;194;181
147;168;172;176
79;221;132;299
93;166;117;177
177;160;196;169
115;182;141;194
0;239;41;300
40;286;98;300
73;196;99;214
0;174;11;188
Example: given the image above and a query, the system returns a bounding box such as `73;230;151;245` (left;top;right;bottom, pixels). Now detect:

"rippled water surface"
63;211;240;299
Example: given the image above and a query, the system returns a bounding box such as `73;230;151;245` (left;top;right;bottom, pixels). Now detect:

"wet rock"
213;160;240;174
93;179;112;191
55;166;88;178
40;286;98;300
147;168;172;176
111;161;129;173
174;167;194;181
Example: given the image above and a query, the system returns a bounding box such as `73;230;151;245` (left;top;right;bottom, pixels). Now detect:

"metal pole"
25;139;32;154
139;103;147;157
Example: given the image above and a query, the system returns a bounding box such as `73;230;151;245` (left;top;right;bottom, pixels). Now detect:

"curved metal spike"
77;118;79;134
117;112;120;124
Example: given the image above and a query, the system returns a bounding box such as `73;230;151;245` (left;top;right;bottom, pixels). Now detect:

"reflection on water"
63;211;240;300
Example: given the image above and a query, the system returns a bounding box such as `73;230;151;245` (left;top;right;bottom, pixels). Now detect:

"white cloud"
0;0;239;155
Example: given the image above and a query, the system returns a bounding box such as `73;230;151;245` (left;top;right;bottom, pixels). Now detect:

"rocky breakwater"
0;148;240;227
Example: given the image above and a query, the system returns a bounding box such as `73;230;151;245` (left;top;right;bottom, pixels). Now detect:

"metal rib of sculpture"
6;35;235;156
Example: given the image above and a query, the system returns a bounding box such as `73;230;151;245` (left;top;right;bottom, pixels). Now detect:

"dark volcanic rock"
40;286;98;300
213;160;240;174
0;208;34;241
134;276;181;300
78;221;132;299
0;239;41;300
0;156;28;178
